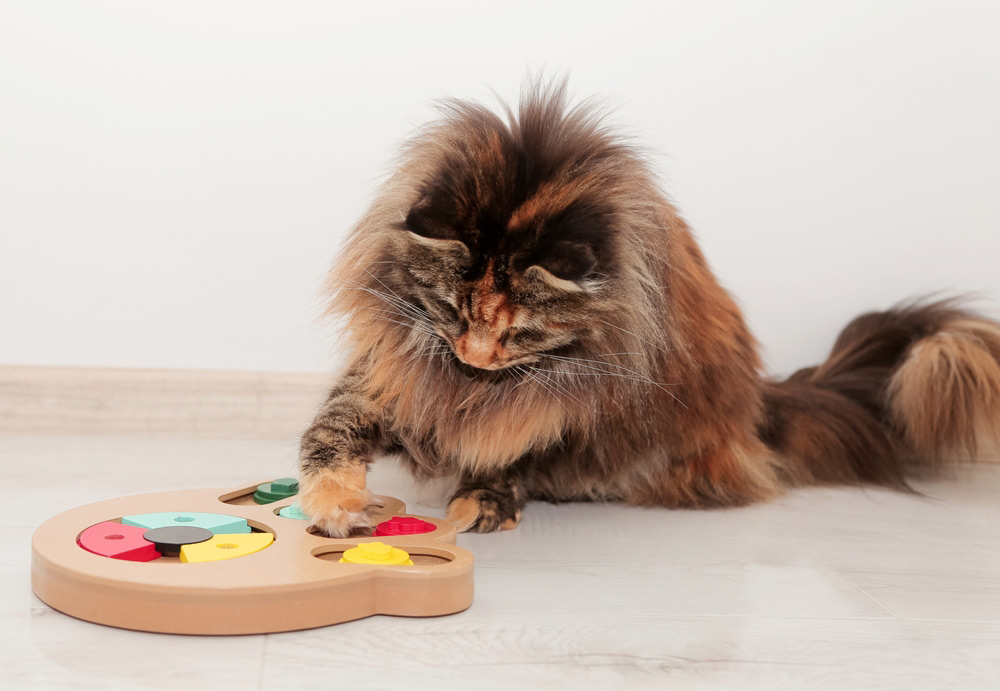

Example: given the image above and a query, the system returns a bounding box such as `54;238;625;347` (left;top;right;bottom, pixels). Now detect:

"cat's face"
394;174;618;372
335;91;659;383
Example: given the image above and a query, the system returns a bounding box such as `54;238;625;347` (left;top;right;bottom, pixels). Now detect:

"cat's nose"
454;331;503;369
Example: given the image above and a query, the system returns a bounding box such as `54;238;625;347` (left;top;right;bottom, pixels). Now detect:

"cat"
297;82;1000;537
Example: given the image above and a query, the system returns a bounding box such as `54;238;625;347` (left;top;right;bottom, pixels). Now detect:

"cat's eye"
434;299;460;321
506;328;543;346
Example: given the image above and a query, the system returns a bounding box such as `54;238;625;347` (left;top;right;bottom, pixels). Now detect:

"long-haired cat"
298;83;1000;537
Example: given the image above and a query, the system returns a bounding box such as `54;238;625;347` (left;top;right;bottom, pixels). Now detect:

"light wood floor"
4;433;1000;690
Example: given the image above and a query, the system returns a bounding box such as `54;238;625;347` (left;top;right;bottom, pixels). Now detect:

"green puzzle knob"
253;477;299;504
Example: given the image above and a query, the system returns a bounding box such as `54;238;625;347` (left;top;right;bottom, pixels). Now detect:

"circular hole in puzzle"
105;534;125;540
217;543;240;550
306;524;373;539
313;550;346;562
173;516;196;523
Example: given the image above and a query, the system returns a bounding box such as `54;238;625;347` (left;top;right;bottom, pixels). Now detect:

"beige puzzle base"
31;483;474;635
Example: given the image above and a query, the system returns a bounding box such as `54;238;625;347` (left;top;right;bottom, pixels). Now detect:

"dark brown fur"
298;83;1000;536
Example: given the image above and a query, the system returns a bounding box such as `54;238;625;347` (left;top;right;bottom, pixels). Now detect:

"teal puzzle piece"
278;503;309;520
121;512;250;534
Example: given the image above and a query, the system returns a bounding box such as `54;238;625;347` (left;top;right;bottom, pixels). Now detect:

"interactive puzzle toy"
30;478;474;635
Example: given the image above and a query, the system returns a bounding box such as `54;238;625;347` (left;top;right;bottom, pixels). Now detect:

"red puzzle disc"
77;521;161;562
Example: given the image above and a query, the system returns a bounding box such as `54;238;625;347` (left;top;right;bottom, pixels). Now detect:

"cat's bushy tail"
759;300;1000;488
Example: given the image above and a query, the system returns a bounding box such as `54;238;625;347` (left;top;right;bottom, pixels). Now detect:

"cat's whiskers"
344;281;430;323
361;268;433;321
536;354;687;408
525;366;591;412
357;308;438;340
521;369;572;415
415;345;453;362
542;353;656;380
334;274;431;321
509;365;559;412
334;279;445;351
344;292;429;332
359;306;436;331
510;365;536;392
596;319;670;354
542;353;675;385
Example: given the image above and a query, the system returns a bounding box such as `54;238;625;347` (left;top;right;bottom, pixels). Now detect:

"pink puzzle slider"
77;521;160;562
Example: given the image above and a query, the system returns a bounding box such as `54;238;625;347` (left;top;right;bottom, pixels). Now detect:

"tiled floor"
3;434;999;689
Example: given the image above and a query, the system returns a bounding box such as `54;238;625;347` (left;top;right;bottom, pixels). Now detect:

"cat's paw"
298;465;383;538
446;488;522;533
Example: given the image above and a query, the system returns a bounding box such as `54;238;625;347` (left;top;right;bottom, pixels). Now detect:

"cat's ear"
523;242;599;293
397;194;468;252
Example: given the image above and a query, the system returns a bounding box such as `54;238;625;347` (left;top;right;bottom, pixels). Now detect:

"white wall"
2;0;998;376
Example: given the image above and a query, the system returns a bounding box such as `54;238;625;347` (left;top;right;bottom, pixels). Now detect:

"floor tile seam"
458;609;904;623
18;608;997;632
509;532;924;543
257;635;269;691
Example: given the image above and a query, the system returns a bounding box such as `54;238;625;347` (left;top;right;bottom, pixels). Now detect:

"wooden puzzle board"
30;481;474;635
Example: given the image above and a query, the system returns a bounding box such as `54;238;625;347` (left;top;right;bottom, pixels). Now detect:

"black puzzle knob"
143;526;214;557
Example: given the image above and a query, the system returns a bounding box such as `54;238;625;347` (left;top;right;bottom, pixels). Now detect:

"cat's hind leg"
625;439;787;509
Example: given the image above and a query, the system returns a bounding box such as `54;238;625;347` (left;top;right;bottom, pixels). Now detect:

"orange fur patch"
445;496;482;532
628;440;783;508
299;465;369;513
507;176;600;231
500;511;522;531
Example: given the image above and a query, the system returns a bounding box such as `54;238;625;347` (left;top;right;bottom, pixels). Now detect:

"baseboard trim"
4;365;998;465
0;365;333;440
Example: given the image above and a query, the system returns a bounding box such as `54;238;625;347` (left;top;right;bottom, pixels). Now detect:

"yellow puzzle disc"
180;533;274;563
340;541;413;565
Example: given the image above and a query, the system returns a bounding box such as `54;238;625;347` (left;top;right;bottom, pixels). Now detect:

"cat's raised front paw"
298;465;383;538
